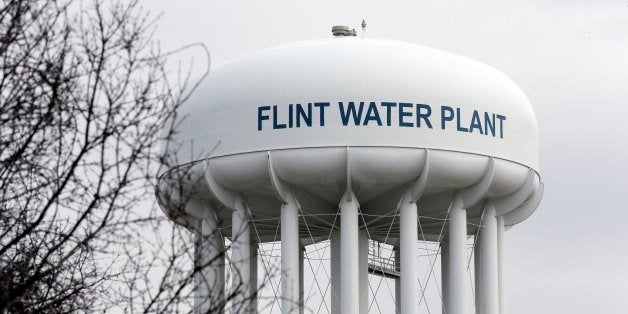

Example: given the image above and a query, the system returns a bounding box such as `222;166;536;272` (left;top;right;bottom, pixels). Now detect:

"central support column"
340;191;360;314
449;197;470;314
400;200;419;314
477;204;498;314
232;201;256;314
281;201;300;313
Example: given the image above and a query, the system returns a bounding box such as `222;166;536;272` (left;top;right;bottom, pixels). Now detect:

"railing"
367;240;400;278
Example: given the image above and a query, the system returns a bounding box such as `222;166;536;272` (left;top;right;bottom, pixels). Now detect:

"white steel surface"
497;216;506;314
330;231;341;314
249;241;258;313
299;244;304;314
474;239;482;314
281;201;300;313
448;198;470;314
193;220;207;313
394;248;401;314
400;200;419;314
170;37;539;172
358;231;369;314
192;199;225;314
205;215;225;313
441;241;450;314
478;204;499;314
340;191;360;314
231;200;255;313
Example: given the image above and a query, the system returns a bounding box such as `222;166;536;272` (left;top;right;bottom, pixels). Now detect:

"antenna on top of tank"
361;19;367;38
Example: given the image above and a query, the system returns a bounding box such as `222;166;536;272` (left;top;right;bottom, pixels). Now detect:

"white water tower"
157;26;543;314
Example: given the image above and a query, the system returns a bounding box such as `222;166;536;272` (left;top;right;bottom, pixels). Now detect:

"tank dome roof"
171;37;539;171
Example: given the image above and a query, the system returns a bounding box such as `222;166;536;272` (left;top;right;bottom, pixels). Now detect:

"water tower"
156;26;543;314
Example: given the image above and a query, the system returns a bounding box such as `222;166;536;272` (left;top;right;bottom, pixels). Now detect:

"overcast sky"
146;1;628;313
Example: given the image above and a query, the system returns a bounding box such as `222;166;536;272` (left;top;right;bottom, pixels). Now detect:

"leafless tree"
0;0;256;312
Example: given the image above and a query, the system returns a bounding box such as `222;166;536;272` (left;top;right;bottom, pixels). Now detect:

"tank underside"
157;146;542;246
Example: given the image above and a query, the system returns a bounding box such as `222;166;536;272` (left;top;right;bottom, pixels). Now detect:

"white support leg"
194;220;206;313
194;205;225;314
441;241;449;314
448;198;470;314
340;191;360;314
478;204;498;314
358;231;369;314
330;231;341;314
250;240;258;312
205;214;226;313
281;201;300;314
497;216;506;314
474;238;482;314
395;248;401;314
400;201;419;314
232;201;255;314
299;244;305;314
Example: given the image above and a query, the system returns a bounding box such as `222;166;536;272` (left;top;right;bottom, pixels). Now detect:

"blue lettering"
314;102;330;126
339;102;364;126
416;104;432;129
441;106;454;129
381;102;397;126
258;102;505;139
399;103;413;127
296;103;312;127
496;114;506;139
257;106;270;131
484;112;496;137
363;102;383;126
456;107;468;132
469;110;483;134
273;105;286;129
288;104;294;128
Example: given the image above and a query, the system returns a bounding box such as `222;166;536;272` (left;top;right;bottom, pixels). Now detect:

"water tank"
157;34;543;314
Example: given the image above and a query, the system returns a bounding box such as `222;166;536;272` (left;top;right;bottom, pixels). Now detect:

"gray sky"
147;1;628;312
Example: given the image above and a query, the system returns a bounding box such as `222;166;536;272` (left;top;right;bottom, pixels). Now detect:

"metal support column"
400;201;419;314
197;213;226;313
330;231;341;314
477;204;498;314
194;222;205;313
358;231;369;314
474;238;481;314
394;247;401;314
448;198;470;314
441;241;449;314
192;198;226;314
340;191;360;314
281;201;300;314
250;240;258;312
232;201;256;313
497;216;506;314
299;243;305;314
